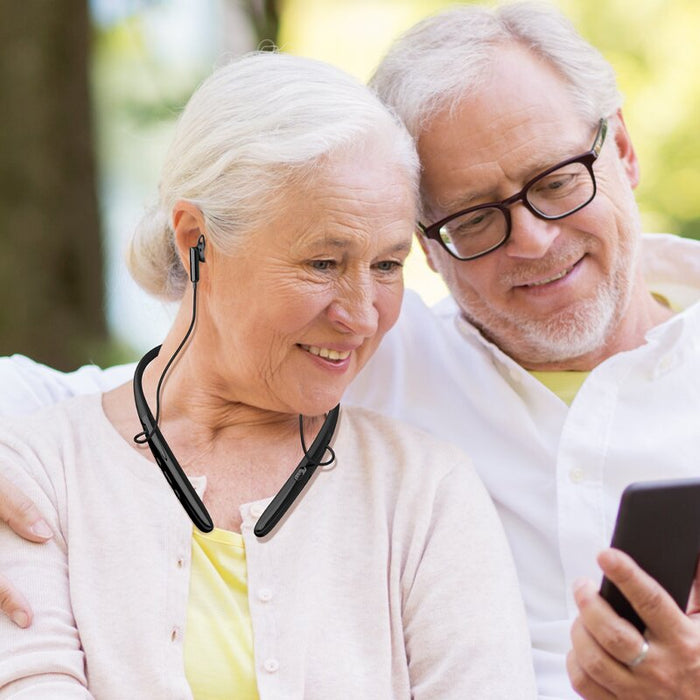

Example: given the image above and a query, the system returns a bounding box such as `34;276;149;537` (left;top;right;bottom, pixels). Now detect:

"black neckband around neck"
132;344;340;538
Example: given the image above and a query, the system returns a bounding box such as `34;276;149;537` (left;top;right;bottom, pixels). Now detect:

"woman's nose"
327;281;379;337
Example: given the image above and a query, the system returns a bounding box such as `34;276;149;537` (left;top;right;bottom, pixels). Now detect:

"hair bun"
126;205;187;301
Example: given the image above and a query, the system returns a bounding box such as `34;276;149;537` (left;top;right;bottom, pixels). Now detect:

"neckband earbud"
133;347;340;537
133;345;214;532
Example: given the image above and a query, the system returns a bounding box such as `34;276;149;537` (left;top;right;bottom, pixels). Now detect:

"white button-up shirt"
347;233;700;699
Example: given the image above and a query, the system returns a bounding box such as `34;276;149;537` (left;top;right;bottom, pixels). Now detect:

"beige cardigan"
0;394;536;699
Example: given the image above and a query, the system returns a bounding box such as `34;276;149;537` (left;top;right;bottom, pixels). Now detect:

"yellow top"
529;370;590;405
184;528;259;700
530;292;677;405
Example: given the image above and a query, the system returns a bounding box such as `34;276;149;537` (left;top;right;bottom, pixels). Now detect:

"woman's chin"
290;389;346;418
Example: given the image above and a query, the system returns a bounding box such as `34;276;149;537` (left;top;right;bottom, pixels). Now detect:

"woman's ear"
171;201;207;274
611;109;640;189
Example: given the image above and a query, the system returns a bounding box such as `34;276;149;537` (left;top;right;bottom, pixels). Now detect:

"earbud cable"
134;281;198;445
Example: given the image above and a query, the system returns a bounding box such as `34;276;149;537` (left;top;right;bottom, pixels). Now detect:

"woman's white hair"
128;51;418;300
370;1;623;139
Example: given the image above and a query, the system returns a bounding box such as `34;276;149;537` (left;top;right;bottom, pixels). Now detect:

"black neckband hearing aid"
134;344;215;532
132;234;340;537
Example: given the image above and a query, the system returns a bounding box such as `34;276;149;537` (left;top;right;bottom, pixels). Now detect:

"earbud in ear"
189;235;206;283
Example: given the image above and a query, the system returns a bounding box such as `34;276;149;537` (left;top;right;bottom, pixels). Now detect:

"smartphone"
599;478;700;633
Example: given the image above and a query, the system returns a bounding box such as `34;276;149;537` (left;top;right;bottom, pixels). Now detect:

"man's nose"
504;203;561;259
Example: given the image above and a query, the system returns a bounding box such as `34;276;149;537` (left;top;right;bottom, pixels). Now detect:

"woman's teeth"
302;345;351;361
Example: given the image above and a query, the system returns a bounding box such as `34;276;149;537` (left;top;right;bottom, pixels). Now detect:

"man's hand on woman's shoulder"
0;471;52;627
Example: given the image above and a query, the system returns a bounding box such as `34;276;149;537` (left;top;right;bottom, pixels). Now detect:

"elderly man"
2;3;700;698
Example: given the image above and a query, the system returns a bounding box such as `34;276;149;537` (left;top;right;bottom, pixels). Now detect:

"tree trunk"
0;0;106;371
244;0;282;48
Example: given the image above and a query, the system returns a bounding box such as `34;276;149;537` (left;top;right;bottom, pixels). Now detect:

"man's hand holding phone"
567;477;700;699
568;549;700;699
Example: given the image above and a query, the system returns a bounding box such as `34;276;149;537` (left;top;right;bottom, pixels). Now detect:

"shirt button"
176;557;185;568
250;503;265;518
569;467;585;484
258;587;273;602
170;627;180;642
263;658;279;674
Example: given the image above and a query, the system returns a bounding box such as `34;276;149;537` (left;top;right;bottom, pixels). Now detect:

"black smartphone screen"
599;478;700;633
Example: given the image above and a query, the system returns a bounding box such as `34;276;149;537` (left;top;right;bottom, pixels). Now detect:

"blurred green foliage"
278;0;700;240
561;0;700;239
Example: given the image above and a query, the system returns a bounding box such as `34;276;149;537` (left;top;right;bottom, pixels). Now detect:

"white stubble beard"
442;223;641;367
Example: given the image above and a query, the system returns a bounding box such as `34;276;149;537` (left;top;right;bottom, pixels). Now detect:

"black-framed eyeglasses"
417;118;608;261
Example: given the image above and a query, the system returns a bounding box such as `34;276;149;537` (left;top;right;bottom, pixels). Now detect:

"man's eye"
310;260;335;271
460;212;491;230
536;173;577;194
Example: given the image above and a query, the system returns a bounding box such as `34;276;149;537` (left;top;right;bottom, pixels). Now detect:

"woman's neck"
102;373;324;532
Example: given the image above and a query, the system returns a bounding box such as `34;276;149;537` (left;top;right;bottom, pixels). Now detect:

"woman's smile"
299;344;352;362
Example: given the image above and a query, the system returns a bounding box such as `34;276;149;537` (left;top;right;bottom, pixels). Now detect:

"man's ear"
611;109;640;189
416;232;440;273
172;201;207;272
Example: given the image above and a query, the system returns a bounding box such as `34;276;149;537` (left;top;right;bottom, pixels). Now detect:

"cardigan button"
263;658;279;673
258;587;273;602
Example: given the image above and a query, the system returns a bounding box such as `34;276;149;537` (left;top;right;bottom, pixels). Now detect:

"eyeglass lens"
438;160;595;260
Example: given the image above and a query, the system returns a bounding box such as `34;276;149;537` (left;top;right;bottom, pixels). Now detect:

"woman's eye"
374;260;402;272
310;260;335;271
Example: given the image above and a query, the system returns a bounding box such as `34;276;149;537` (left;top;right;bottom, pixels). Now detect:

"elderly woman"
0;52;535;698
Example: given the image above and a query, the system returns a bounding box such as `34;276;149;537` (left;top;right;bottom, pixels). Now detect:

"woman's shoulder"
330;406;506;564
0;393;104;443
0;394;107;481
339;403;463;445
336;404;480;485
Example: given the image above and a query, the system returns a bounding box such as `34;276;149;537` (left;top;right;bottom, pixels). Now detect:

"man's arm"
0;355;134;417
567;548;700;699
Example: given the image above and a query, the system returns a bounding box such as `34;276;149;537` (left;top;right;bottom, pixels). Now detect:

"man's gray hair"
128;51;419;300
370;1;623;139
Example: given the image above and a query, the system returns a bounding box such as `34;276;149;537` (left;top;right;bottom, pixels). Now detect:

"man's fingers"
0;574;32;628
573;577;646;665
598;548;687;639
566;642;617;700
0;471;52;542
